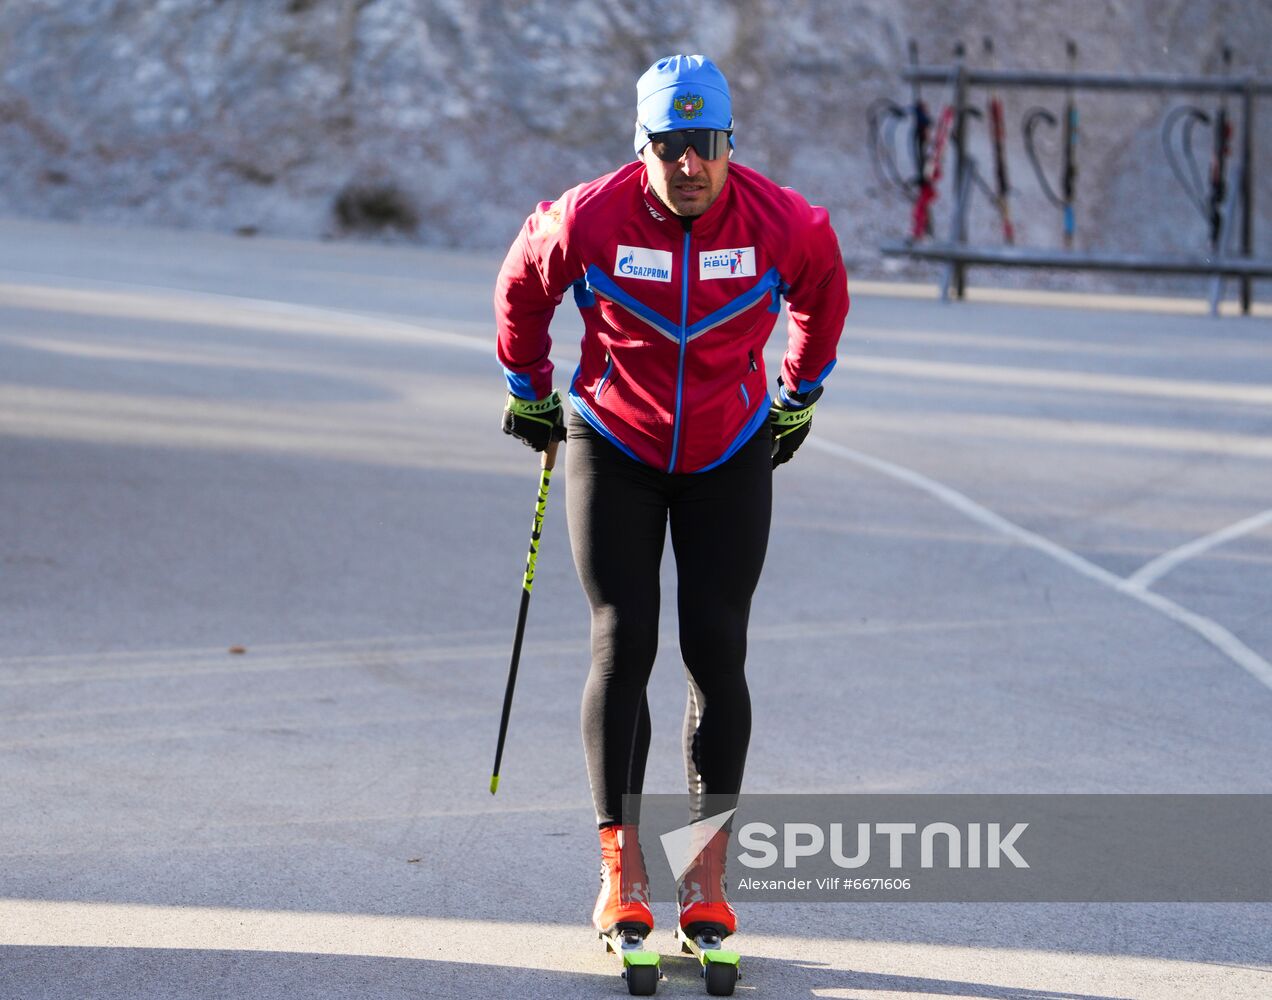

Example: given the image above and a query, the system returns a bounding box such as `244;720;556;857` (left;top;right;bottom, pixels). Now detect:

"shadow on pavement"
662;951;1130;999
1;945;1135;1000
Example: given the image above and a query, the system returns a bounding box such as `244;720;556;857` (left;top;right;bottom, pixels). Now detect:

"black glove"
502;389;566;452
769;378;824;468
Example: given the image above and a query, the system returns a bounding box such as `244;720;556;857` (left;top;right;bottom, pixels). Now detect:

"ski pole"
909;39;953;244
1061;40;1078;248
1207;44;1233;250
983;37;1015;244
1022;39;1078;247
1161;43;1235;252
908;39;954;243
908;38;929;192
913;103;953;242
490;438;560;795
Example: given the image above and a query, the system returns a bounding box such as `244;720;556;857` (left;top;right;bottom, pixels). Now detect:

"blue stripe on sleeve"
796;358;837;395
503;368;537;399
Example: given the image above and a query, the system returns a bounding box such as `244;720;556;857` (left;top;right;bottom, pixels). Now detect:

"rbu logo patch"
616;245;674;282
699;247;756;279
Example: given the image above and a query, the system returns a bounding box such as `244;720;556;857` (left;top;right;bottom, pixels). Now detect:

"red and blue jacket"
495;160;849;473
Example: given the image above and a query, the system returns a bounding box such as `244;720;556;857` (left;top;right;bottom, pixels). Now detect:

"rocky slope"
1;0;1268;291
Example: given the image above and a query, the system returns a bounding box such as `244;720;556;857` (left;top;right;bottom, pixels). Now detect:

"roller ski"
601;925;661;996
594;825;661;995
676;828;741;996
675;924;740;997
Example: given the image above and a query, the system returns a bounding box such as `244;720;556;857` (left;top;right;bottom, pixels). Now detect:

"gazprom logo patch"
699;247;756;279
616;245;673;282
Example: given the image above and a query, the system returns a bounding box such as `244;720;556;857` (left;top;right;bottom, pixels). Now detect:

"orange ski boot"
592;823;654;935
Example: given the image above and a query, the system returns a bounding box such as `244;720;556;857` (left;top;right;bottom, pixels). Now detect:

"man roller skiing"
495;54;849;947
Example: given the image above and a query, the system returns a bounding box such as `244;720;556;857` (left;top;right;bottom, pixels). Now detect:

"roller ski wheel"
675;923;740;996
601;924;661;996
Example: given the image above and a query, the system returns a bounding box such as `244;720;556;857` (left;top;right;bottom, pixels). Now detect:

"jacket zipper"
738;350;757;408
668;228;692;472
596;351;613;397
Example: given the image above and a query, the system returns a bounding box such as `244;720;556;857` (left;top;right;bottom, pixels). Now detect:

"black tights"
566;413;772;826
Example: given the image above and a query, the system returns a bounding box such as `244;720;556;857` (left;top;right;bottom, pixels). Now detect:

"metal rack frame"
879;58;1272;315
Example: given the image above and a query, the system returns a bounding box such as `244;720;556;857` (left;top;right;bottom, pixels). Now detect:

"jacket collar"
639;166;733;240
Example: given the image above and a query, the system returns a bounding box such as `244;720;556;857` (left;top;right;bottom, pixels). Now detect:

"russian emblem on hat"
634;55;732;154
673;93;705;120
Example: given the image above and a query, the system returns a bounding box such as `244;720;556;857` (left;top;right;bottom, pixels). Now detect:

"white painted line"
1127;508;1272;590
807;437;1272;692
807;438;1130;589
1125;586;1272;691
0;275;491;354
838;354;1272;407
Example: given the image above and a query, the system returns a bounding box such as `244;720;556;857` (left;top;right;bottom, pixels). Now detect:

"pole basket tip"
489;775;500;795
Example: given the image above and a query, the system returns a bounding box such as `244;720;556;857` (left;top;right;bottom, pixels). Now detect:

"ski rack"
879;53;1272;315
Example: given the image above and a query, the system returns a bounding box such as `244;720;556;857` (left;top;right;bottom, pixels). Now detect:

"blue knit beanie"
634;55;733;154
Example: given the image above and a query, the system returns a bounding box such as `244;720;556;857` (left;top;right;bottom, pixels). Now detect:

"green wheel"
704;959;737;996
625;962;659;996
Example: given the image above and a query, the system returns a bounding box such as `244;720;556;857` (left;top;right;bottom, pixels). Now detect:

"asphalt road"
1;218;1270;999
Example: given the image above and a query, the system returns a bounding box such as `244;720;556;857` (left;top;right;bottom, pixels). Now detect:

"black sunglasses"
644;129;732;163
